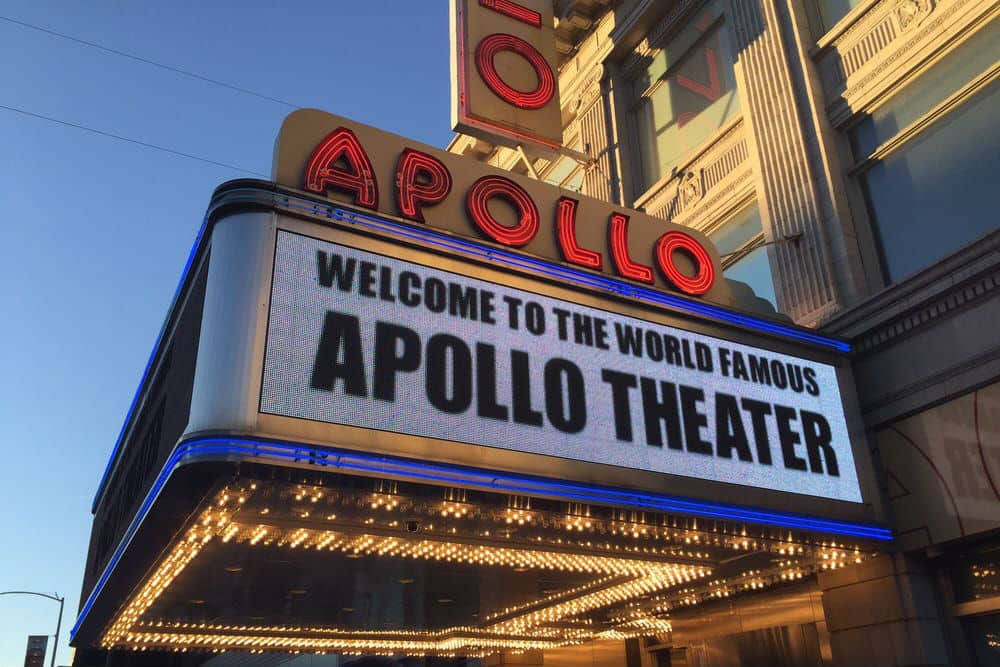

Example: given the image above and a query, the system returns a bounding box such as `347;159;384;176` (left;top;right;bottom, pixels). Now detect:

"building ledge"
823;231;1000;356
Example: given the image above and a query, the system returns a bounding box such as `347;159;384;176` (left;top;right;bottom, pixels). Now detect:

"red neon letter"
479;0;542;27
466;175;539;247
304;127;378;209
556;197;602;269
608;213;654;284
394;149;452;223
655;231;716;295
475;34;555;110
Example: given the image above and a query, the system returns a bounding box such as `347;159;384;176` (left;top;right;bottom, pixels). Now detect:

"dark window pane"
962;614;1000;666
724;246;777;308
710;204;763;255
858;80;1000;283
815;0;863;32
950;541;1000;603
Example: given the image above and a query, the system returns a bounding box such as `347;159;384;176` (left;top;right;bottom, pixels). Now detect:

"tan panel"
876;381;1000;548
273;108;735;306
450;0;562;149
544;640;628;667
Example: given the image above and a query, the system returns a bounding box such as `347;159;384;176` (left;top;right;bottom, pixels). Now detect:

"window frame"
704;198;781;310
621;0;742;202
844;48;1000;287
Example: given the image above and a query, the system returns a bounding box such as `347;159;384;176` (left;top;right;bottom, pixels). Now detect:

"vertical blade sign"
450;0;563;150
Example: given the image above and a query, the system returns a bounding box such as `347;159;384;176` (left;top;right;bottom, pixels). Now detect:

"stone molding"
815;0;995;127
824;231;1000;357
632;118;751;228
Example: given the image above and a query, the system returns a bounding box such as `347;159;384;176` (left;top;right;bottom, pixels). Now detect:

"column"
819;553;951;666
726;0;846;324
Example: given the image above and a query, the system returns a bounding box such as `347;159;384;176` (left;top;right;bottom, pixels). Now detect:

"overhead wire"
0;103;268;177
0;13;291;177
0;14;303;110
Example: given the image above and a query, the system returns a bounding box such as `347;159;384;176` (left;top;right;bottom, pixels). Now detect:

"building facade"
69;2;998;667
449;0;999;664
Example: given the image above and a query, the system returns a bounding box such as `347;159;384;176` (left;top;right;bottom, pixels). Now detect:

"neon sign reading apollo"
301;125;717;296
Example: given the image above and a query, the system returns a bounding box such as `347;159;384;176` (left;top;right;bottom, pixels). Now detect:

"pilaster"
818;554;952;666
726;0;843;324
577;72;619;204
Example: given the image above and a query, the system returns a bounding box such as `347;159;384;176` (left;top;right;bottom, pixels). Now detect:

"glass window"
850;20;999;157
814;0;864;33
852;77;999;283
950;540;1000;604
710;204;777;308
961;614;1000;666
631;0;741;192
540;141;585;193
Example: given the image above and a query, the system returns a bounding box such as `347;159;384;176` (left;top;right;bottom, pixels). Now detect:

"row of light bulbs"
268;482;869;559
101;478;878;655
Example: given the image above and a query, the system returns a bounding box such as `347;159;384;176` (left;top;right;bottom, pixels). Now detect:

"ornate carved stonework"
636;118;749;224
895;0;934;30
573;75;604;116
818;0;988;126
680;170;704;208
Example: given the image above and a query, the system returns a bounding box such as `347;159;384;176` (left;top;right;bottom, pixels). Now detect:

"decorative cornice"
634;120;751;228
824;231;1000;356
634;117;745;206
621;0;703;79
821;0;993;126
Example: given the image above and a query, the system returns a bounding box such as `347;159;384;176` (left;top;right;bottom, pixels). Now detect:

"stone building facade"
451;1;1000;664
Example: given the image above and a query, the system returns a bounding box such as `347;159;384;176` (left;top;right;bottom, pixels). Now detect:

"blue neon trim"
90;217;210;513
72;435;891;639
328;207;850;352
173;438;890;538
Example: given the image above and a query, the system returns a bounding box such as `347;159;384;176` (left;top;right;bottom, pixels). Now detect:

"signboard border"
253;211;877;520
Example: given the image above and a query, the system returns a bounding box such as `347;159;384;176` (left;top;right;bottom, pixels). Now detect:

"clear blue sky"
0;2;451;664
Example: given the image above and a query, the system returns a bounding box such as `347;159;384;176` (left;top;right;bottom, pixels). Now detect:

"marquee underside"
90;459;880;657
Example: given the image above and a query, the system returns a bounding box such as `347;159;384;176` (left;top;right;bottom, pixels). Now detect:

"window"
848;22;1000;284
709;204;777;309
630;0;741;193
962;614;1000;666
813;0;864;33
534;139;585;193
541;152;585;193
948;538;1000;666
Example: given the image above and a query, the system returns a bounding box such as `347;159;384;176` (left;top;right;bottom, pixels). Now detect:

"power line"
0;103;268;177
0;14;302;110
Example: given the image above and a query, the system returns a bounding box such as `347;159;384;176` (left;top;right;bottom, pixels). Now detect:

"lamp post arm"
0;591;65;667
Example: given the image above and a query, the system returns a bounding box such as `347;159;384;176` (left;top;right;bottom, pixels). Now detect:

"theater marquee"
71;82;888;664
261;231;862;503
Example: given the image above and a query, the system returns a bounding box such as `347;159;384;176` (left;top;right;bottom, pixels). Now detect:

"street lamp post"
1;591;65;667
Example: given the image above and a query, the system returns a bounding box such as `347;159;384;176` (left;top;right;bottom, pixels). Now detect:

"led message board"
261;231;863;503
